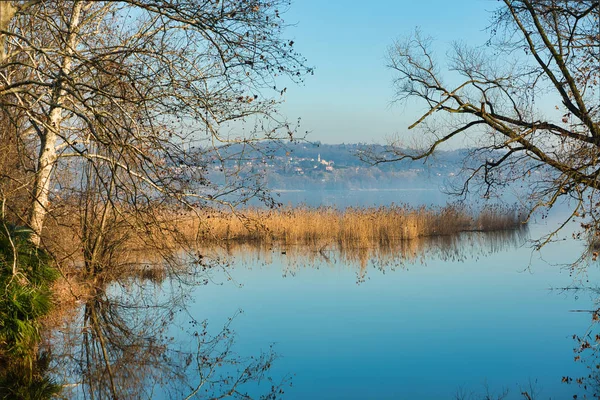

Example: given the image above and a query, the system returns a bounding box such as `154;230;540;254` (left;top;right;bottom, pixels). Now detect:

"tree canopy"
371;0;599;249
0;0;310;247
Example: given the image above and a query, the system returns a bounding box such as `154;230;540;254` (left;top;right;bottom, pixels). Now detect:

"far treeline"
200;142;474;190
202;141;471;168
0;0;598;398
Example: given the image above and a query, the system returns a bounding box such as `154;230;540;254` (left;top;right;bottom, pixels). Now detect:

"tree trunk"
28;1;82;246
28;119;59;247
0;2;16;63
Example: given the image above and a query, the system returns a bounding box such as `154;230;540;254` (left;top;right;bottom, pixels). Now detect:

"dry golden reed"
176;203;525;248
44;202;525;287
171;203;527;283
42;203;527;307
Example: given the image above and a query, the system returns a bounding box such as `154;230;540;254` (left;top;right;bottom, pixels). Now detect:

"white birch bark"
28;1;83;246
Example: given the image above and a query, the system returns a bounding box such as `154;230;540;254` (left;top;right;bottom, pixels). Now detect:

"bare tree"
366;0;599;249
0;0;309;247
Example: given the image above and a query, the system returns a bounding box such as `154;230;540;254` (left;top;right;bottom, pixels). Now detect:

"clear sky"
278;0;501;144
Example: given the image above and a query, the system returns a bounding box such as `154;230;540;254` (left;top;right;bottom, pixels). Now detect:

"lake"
47;192;599;399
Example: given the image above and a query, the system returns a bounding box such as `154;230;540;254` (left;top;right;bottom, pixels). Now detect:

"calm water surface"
178;227;594;398
274;188;448;208
50;193;599;399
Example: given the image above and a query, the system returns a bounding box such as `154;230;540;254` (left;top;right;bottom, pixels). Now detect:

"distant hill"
191;141;498;190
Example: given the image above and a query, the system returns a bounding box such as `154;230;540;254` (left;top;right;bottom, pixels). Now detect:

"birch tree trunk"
1;0;308;251
28;1;83;247
0;3;16;64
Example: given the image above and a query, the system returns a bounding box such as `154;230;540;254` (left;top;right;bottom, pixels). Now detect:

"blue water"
52;192;600;399
274;188;449;208
167;207;598;399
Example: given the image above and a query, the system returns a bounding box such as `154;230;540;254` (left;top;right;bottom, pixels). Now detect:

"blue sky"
278;0;500;144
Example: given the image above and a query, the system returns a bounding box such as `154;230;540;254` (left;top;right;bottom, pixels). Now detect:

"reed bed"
42;203;528;308
45;202;526;289
176;203;526;249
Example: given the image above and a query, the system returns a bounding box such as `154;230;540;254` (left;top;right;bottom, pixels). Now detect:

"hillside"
195;141;477;190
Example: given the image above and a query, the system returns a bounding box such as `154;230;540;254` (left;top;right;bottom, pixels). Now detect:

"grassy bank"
0;220;61;398
0;222;58;358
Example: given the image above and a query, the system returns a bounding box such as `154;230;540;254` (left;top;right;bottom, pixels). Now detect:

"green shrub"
0;222;58;358
0;351;61;400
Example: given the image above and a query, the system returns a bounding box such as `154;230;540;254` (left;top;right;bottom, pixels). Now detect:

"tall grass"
44;203;526;286
177;204;526;248
0;351;61;400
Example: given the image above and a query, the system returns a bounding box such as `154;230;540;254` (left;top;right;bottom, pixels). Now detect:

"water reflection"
209;227;529;284
46;280;287;399
551;285;600;397
35;225;600;399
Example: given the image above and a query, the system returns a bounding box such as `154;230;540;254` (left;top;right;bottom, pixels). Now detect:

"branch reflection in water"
556;283;600;397
39;226;532;399
45;276;288;399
